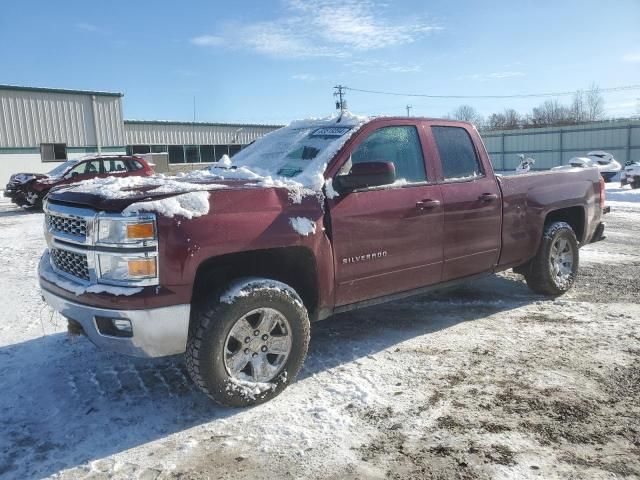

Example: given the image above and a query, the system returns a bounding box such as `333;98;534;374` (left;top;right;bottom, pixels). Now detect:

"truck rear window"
432;126;482;180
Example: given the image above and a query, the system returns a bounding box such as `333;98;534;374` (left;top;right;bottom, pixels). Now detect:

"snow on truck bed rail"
52;112;369;217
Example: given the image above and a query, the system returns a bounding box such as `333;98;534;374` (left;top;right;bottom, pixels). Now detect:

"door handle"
416;199;441;210
478;193;498;202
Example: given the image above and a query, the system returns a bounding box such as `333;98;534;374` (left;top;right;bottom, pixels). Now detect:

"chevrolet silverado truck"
39;114;607;406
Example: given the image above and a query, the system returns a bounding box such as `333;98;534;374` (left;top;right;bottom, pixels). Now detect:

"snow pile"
54;174;226;198
605;182;640;203
211;154;232;168
220;277;304;306
289;217;316;236
324;178;340;199
123;191;210;219
225;377;278;401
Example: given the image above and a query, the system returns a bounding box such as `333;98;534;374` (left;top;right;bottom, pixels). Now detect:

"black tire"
524;221;579;296
185;278;310;407
631;182;640;190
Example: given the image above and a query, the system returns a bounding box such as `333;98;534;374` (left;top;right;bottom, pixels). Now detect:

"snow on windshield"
211;111;368;190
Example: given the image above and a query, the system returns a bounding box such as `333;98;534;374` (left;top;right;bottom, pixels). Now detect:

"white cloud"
237;21;347;58
348;59;422;74
191;0;441;59
622;52;640;63
458;71;525;81
292;74;316;81
190;35;224;47
75;22;103;33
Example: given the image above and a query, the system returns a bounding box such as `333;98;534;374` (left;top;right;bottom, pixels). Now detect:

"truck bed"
496;167;602;269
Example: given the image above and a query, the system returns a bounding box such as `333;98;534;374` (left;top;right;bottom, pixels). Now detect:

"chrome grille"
46;214;87;238
50;248;90;281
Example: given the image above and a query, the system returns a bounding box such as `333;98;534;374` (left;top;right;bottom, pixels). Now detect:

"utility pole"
334;85;347;111
406;105;412;116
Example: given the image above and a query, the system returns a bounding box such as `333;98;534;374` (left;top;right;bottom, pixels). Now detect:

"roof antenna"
334;85;347;123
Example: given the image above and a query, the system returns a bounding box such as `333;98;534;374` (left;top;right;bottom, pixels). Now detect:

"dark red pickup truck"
39;115;607;406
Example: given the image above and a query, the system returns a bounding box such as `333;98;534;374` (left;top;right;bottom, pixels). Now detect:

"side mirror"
333;161;396;194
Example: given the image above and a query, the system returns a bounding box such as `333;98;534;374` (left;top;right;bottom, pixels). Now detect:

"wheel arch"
191;246;320;320
544;206;586;243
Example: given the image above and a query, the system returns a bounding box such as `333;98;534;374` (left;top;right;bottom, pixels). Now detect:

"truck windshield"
224;113;367;187
47;160;79;177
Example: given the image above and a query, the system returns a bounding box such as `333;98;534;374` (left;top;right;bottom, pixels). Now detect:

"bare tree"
570;90;588;122
451;105;484;126
478;83;609;130
528;100;571;126
502;109;521;128
487;112;506;129
586;83;605;121
486;109;521;130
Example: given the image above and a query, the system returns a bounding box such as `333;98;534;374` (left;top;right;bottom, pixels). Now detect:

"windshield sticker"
277;167;304;178
310;127;352;138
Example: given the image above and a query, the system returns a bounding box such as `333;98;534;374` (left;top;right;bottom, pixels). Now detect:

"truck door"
429;125;502;281
327;122;444;307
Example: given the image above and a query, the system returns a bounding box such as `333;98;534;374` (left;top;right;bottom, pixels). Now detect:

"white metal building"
124;120;280;164
0;84;281;185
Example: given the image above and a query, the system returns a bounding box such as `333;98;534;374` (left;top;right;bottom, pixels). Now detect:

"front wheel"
631;181;640;190
524;221;579;296
185;278;310;407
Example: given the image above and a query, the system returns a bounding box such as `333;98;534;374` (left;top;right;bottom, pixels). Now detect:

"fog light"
113;319;133;334
127;258;157;277
95;316;133;338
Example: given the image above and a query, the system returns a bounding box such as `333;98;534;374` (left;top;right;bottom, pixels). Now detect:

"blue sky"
1;0;639;124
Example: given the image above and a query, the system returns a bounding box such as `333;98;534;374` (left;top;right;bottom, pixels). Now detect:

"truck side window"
351;126;426;183
432;126;483;180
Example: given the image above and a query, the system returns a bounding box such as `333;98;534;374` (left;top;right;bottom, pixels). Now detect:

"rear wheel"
631;181;640;190
524;221;579;296
185;278;310;407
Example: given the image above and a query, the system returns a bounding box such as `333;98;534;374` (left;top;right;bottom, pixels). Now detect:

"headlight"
95;213;158;286
98;254;157;283
97;215;156;245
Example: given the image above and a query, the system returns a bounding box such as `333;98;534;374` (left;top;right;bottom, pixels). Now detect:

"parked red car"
39;116;607;407
4;155;154;208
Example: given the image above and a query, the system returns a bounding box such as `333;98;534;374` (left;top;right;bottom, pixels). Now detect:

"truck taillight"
599;176;606;209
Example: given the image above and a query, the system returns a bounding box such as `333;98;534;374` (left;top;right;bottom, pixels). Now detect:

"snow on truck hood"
50;112;369;218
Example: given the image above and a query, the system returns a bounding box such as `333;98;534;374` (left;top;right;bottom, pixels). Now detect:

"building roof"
0;84;123;97
124;119;284;128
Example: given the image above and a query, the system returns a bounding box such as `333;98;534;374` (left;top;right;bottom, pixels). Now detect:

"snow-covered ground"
0;184;639;479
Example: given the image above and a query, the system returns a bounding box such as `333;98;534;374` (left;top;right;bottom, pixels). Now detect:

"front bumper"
40;266;191;358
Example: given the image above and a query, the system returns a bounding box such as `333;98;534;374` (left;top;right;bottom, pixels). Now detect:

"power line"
344;84;640;100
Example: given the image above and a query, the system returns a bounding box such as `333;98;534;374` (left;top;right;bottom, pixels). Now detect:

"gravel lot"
0;186;639;480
